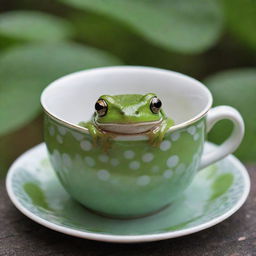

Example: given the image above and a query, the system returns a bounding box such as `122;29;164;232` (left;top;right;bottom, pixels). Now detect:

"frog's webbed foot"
79;121;112;151
147;118;174;147
148;127;165;147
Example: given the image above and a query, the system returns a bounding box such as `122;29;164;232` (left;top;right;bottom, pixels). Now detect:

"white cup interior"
41;66;212;129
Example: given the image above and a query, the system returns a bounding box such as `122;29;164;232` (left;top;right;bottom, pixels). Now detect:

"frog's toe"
149;135;162;147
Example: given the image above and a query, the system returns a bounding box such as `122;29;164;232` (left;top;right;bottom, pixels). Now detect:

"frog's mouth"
95;119;163;134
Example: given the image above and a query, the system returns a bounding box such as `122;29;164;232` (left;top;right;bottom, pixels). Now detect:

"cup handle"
199;106;245;170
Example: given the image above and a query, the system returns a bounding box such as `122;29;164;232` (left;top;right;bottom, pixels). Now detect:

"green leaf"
0;43;122;136
205;68;256;162
61;0;223;54
0;11;73;42
221;0;256;50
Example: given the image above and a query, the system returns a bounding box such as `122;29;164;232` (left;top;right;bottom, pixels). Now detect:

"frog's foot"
99;135;113;152
79;121;112;151
149;135;164;147
147;128;165;147
90;130;113;151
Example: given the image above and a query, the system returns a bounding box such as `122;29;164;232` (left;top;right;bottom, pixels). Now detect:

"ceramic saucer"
6;142;250;243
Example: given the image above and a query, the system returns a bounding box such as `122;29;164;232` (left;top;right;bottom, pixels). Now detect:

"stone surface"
0;165;255;256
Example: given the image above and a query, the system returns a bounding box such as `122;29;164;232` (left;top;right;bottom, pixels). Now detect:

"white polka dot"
80;140;92;151
62;153;72;167
58;126;67;135
72;131;84;141
187;126;196;135
193;133;200;141
124;150;135;159
84;156;95;167
163;169;173;179
110;158;120;166
167;155;179;168
57;135;63;144
49;126;55;136
97;169;110;181
160;140;171;151
171;132;180;141
142;153;154;162
99;154;109;163
151;165;159;173
137;176;150;186
129;161;140;170
176;163;186;173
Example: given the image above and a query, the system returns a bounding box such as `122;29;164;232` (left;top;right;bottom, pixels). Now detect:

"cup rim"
41;66;213;135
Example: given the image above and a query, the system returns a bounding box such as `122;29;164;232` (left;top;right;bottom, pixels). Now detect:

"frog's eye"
150;97;162;114
95;99;108;117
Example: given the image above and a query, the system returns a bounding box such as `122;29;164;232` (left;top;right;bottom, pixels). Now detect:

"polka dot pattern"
97;169;110;181
163;169;173;179
167;155;179;168
99;154;109;163
49;126;55;136
142;153;154;163
47;117;205;187
124;150;135;159
187;126;196;135
129;161;140;170
84;156;95;167
80;140;92;151
72;131;84;141
171;132;180;141
137;176;150;186
58;126;67;136
110;158;119;166
56;135;63;144
160;140;171;151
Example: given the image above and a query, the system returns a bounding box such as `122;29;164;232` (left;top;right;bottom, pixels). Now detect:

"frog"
79;93;174;149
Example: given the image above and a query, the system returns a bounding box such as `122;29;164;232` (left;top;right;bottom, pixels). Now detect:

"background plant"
0;0;255;177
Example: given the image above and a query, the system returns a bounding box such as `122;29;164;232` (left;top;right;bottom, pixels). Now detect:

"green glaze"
79;93;174;147
9;143;247;237
210;173;234;200
23;182;51;211
44;109;205;217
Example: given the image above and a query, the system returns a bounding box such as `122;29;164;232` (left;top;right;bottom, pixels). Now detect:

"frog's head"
93;93;166;134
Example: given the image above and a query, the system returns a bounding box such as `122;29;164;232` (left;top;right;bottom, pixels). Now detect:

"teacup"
41;66;244;218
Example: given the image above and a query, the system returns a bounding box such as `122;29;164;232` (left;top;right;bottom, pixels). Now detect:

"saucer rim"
6;142;251;243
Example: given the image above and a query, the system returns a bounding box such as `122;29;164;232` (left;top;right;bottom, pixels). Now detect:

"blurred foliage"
0;0;255;177
0;11;73;42
205;68;256;162
61;0;223;53
0;42;121;136
221;0;256;51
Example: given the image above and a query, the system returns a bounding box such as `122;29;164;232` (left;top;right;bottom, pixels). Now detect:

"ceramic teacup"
41;66;244;218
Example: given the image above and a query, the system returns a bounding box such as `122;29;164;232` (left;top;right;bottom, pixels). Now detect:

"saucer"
6;142;250;243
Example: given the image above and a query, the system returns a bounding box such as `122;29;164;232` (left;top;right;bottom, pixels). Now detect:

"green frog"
79;93;174;148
